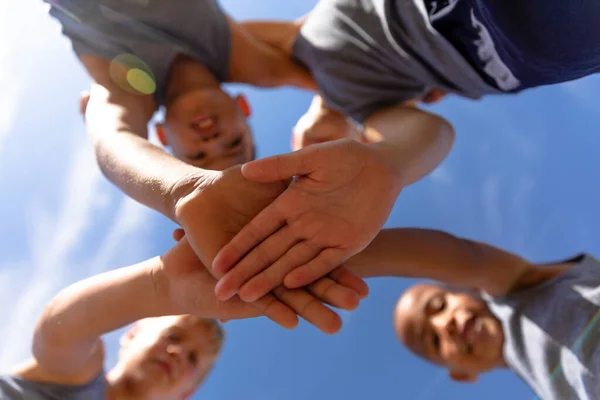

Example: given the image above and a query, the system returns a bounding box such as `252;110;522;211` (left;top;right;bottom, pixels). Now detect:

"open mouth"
189;115;218;138
460;316;478;354
154;360;174;381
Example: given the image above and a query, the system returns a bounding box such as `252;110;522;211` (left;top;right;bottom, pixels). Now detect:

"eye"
429;295;446;314
188;351;198;366
228;137;242;149
167;332;181;343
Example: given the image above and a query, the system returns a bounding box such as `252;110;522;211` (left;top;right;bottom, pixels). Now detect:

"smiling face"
114;315;224;399
158;88;255;171
394;284;505;382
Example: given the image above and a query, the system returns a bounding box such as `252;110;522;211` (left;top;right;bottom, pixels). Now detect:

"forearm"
33;258;175;373
239;20;299;51
346;228;529;295
85;85;203;221
366;106;455;187
228;18;316;91
92;131;203;221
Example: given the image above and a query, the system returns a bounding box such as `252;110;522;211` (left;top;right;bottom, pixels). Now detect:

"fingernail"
239;290;260;303
214;282;236;301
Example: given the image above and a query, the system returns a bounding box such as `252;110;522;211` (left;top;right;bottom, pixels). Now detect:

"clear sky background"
1;1;599;399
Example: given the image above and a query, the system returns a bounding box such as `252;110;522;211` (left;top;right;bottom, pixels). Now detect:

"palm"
214;139;403;297
279;147;394;253
173;165;369;333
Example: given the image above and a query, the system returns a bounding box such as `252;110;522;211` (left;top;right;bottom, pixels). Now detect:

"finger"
273;286;342;335
283;248;344;289
172;228;185;242
212;203;287;276
250;293;299;330
237;240;320;303
214;226;298;301
215;297;262;321
241;147;314;182
306;275;360;311
328;266;370;299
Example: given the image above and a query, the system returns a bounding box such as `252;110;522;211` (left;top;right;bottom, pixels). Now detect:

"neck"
106;366;147;400
164;54;220;106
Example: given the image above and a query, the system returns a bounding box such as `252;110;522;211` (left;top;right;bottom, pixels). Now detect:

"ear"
449;370;478;383
155;123;169;147
235;94;252;117
172;228;185;242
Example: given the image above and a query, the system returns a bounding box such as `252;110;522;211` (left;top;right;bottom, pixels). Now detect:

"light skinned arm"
227;18;316;91
79;55;208;221
364;104;455;187
24;257;178;386
24;234;369;386
345;228;533;296
212;106;455;300
237;20;302;56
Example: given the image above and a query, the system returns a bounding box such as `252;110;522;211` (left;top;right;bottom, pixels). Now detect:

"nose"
166;344;183;355
432;311;458;339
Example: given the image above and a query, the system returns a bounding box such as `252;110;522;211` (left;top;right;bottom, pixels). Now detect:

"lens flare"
109;54;156;95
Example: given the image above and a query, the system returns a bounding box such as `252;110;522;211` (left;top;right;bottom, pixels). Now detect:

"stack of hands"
168;138;404;333
79;87;449;334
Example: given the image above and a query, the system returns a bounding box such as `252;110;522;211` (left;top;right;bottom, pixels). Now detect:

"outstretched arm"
20;233;366;386
79;55;207;222
227;18;316;91
363;104;455;186
346;228;533;296
20;257;176;386
237;19;302;56
213;106;455;301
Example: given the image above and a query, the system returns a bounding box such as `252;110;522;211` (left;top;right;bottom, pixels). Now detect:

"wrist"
148;257;181;316
169;170;220;224
365;141;407;194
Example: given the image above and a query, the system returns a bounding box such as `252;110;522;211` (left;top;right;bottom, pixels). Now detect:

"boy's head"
157;88;256;170
111;315;224;400
394;283;506;382
152;53;255;170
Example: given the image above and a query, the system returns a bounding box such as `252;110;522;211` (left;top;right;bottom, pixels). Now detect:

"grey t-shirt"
486;254;600;400
44;0;230;104
0;372;106;400
292;0;512;123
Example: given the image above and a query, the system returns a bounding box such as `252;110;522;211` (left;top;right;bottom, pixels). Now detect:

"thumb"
241;147;314;182
172;228;185;242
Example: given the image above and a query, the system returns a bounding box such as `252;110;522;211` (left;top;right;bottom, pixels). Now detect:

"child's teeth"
197;118;213;128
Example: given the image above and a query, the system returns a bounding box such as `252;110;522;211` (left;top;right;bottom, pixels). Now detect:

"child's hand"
212;139;402;302
161;231;368;333
171;166;368;333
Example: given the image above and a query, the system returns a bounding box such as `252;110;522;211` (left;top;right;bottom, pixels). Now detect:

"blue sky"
1;1;599;399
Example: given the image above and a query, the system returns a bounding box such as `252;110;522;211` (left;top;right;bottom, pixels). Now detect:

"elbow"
32;307;65;363
431;116;456;158
91;136;115;181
